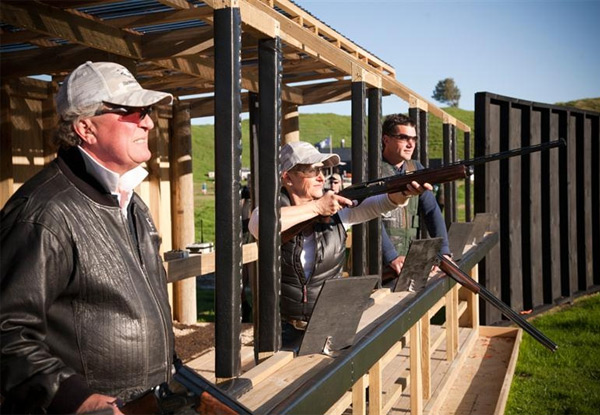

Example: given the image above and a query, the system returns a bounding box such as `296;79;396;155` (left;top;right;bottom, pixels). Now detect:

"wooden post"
0;83;13;206
420;314;431;400
170;101;196;324
445;285;459;361
368;360;382;415
352;374;367;415
410;319;423;415
282;101;299;144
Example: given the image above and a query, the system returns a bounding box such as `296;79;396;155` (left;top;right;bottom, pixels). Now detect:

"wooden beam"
272;0;395;77
301;79;352;106
1;44;134;78
142;26;214;60
103;8;214;32
153;55;303;104
0;1;143;59
156;0;194;9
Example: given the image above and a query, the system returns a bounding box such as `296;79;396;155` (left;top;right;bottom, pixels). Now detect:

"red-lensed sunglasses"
99;105;153;122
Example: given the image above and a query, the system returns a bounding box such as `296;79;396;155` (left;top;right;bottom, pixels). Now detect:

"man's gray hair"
52;115;83;149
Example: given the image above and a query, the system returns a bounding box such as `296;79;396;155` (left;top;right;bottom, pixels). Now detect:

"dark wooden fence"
474;92;599;325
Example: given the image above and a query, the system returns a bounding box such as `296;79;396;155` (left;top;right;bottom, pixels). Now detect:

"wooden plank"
228;351;295;396
171;102;197;324
166;242;258;282
0;83;13;206
410;320;423;415
239;354;333;411
0;1;143;59
325;392;352;415
567;113;578;295
508;105;524;312
421;315;431;400
445;286;458;361
352;374;367;415
420;327;478;415
484;100;503;324
549;111;563;301
368;360;383;415
494;328;523;415
529;108;544;308
583;116;594;289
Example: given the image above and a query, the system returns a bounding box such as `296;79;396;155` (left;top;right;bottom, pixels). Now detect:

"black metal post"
410;107;428;239
257;36;282;359
214;5;242;379
409;107;421;162
442;123;452;228
419;110;429;168
367;87;382;278
451;124;458;223
464;130;471;222
351;81;367;276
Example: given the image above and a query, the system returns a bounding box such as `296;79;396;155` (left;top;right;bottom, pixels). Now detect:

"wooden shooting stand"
183;227;522;415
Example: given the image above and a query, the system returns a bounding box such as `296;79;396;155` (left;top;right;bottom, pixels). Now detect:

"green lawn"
505;293;600;414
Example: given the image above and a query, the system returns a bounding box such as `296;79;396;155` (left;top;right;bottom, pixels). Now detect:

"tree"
432;78;461;107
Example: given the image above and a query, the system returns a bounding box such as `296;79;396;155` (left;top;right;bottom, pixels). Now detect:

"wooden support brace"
352;374;368;415
421;314;431;400
368;360;382;415
410;320;423;415
445;285;459;361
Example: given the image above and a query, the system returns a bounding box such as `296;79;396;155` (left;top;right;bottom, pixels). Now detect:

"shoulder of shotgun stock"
120;365;252;415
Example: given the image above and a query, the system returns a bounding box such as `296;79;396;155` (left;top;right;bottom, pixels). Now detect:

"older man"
1;62;174;414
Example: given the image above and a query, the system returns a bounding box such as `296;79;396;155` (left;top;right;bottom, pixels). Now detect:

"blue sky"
291;0;600;114
192;0;599;123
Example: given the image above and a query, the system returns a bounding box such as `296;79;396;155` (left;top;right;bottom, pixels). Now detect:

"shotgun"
281;138;565;243
438;254;558;352
119;365;252;415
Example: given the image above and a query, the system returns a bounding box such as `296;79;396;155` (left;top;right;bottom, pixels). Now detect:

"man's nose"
140;113;155;130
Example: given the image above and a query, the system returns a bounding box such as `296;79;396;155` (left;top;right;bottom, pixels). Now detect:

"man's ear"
73;118;96;145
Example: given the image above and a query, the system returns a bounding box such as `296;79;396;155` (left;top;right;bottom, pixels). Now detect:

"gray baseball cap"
280;141;340;172
56;61;173;118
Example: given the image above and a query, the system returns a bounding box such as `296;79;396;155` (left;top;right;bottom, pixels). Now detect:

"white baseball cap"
56;61;173;118
280;141;340;172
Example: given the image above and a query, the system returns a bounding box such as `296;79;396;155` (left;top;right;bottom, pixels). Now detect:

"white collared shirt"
77;146;148;218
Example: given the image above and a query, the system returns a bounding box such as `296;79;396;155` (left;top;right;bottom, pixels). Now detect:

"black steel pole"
257;36;282;359
214;5;242;379
367;87;382;278
351;81;367;276
464;130;471;222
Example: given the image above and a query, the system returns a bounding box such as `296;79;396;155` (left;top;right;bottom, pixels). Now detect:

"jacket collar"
56;147;119;207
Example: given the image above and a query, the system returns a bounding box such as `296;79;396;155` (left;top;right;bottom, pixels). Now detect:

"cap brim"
304;152;340;168
105;89;173;107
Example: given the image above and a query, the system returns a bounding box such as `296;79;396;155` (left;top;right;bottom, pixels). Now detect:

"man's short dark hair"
382;113;416;137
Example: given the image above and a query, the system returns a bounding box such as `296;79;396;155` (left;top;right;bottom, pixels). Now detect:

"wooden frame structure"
1;0;478;390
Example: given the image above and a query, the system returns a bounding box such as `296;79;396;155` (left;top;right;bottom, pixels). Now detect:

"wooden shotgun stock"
281;139;565;244
120;365;252;415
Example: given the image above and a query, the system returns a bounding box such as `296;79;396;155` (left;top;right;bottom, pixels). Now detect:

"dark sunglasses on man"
98;104;153;122
386;132;418;142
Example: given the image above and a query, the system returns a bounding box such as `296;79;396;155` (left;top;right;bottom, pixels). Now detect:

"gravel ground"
173;322;254;362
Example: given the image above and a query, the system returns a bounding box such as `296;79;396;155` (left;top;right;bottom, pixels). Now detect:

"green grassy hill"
555;97;600;112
